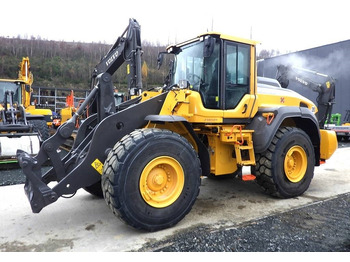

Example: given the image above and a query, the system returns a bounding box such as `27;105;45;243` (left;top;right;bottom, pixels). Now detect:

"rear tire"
102;128;201;231
253;127;315;198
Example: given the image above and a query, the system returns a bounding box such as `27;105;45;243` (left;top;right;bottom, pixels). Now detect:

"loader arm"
16;18;148;213
17;83;167;213
91;18;142;97
87;18;142;123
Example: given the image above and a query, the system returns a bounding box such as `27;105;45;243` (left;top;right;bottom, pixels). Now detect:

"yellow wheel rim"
139;156;184;208
284;145;307;183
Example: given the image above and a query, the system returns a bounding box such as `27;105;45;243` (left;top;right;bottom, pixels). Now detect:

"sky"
1;0;349;54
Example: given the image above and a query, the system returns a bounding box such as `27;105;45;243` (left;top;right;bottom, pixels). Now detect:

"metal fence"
31;86;89;113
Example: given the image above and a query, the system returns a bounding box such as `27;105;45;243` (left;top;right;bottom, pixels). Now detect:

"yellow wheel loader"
17;19;337;231
0;58;50;163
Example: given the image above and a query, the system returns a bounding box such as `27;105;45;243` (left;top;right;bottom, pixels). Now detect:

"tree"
0;36;171;90
257;49;280;60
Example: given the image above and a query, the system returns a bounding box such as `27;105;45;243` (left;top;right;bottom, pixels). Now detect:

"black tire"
102;128;202;231
29;119;50;141
253;127;315;198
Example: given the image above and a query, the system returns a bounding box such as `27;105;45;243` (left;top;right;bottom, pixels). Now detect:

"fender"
145;115;210;177
247;106;320;155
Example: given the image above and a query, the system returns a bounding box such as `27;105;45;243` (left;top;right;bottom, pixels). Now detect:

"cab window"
224;42;250;109
0;81;21;104
171;38;221;109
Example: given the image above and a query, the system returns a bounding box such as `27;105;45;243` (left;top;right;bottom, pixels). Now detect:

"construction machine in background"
56;89;126;129
18;58;53;132
275;65;350;140
50;90;86;129
0;58;50;163
57;90;83;128
17;19;337;231
326;110;350;141
275;65;336;129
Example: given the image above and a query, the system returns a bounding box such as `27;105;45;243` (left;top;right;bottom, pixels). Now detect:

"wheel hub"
140;156;184;208
147;167;167;191
284;145;307;183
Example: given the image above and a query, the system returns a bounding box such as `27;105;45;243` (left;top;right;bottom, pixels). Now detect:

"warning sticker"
91;158;104;175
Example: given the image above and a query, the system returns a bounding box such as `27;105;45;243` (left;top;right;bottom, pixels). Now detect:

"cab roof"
167;32;258;51
200;32;258;46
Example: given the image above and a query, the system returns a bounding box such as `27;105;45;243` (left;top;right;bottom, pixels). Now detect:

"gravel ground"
137;193;350;252
0;165;26;186
0;165;50;186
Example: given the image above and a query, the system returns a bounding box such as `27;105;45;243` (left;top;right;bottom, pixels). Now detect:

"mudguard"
145;115;211;177
247;106;320;155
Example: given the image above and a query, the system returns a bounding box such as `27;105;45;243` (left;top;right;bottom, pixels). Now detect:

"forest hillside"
0;36;275;92
0;36;170;92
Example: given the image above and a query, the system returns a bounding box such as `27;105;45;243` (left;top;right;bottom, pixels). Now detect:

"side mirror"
25;84;31;92
157;52;167;70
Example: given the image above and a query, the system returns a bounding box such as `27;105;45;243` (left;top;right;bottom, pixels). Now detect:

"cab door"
222;41;256;122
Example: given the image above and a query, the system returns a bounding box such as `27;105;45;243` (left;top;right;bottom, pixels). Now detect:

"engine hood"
256;83;317;114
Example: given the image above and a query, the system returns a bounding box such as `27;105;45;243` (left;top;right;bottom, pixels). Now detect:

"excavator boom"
276;64;335;128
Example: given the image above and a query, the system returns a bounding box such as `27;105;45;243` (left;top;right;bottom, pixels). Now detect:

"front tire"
102;128;201;231
253;127;315;198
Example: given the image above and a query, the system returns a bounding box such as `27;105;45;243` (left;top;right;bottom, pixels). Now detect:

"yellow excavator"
18;57;53;134
17;19;337;231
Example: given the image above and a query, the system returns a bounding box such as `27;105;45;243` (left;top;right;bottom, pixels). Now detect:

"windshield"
0;81;21;104
172;38;220;108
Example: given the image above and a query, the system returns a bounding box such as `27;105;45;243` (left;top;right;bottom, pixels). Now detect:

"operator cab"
166;34;254;111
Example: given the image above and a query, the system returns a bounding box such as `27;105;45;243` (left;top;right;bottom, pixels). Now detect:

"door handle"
242;104;248;114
